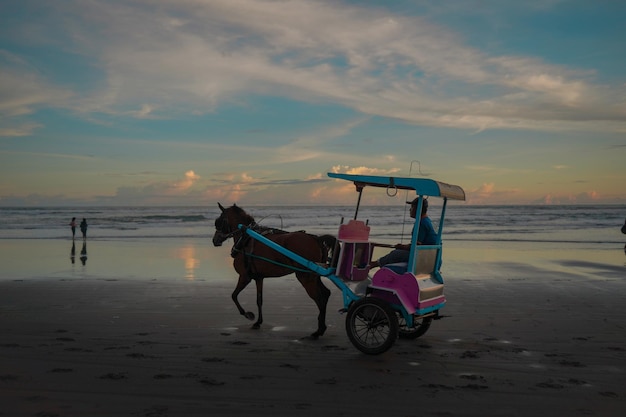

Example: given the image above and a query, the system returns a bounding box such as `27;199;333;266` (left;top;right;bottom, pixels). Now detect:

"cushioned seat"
384;262;407;274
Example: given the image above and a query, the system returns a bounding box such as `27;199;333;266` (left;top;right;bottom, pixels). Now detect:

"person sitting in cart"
369;197;437;269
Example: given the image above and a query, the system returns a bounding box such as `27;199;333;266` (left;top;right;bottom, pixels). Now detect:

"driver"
369;197;437;269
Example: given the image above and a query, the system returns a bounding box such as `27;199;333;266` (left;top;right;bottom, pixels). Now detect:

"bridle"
216;213;234;236
213;208;256;247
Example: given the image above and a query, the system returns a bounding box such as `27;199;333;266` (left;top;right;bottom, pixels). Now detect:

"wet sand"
1;239;625;416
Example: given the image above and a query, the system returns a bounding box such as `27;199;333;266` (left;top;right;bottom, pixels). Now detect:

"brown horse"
212;203;336;339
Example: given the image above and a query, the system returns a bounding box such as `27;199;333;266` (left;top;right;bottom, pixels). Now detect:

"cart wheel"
345;297;398;355
398;314;433;339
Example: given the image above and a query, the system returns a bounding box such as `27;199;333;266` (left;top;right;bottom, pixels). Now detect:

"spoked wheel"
398;314;433;339
345;297;398;355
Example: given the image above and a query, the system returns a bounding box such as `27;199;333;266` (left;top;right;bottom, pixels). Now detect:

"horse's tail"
316;234;337;265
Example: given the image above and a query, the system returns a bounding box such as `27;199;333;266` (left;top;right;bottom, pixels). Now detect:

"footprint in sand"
458;383;488;390
321;345;347;351
421;383;454;391
315;377;338;385
199;378;225;386
65;347;93;352
558;359;586;367
239;374;264;380
460;350;480;359
99;372;128;380
536;380;564;389
55;337;75;342
460;374;486;382
142;405;168;417
201;357;225;363
126;352;159;359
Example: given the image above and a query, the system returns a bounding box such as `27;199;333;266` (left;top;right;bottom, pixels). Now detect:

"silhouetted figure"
69;217;77;239
621;218;626;252
70;241;76;264
80;241;88;265
369;197;437;269
80;218;88;240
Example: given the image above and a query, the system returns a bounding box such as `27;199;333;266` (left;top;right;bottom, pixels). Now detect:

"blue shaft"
240;225;334;276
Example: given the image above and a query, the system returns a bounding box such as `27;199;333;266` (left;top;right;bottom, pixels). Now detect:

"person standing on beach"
80;218;88;240
69;217;77;239
621;218;626;250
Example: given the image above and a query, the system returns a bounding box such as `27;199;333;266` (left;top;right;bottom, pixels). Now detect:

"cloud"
0;122;42;137
0;51;73;134
539;190;603;205
330;165;400;176
174;170;200;191
4;0;624;133
105;170;203;205
464;182;525;204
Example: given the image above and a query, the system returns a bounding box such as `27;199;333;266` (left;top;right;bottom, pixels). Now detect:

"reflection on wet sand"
70;241;76;264
80;241;88;265
175;244;199;280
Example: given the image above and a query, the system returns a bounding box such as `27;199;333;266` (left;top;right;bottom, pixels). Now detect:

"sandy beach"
1;239;625;416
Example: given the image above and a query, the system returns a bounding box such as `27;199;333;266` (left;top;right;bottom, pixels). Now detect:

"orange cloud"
174;170;200;191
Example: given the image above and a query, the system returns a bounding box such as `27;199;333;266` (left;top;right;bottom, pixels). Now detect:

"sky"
1;0;625;207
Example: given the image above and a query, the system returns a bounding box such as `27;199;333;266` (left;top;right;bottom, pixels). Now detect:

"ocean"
1;205;625;246
1;205;625;282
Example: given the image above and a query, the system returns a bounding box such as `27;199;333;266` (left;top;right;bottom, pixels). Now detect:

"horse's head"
212;203;255;247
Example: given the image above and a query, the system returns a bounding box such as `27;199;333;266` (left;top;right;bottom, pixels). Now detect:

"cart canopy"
327;172;465;201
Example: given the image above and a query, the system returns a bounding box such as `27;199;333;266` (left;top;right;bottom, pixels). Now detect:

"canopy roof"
327;172;465;201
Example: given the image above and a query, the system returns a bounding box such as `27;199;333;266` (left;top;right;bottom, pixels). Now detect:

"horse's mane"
231;204;255;225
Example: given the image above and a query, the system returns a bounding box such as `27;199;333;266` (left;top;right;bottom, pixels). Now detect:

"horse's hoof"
306;331;324;340
244;312;255;321
310;328;326;339
252;323;261;330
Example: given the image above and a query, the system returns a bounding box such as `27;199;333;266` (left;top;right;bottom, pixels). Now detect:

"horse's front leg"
252;278;263;329
232;274;255;321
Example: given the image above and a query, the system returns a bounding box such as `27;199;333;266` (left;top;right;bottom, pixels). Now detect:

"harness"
230;224;316;276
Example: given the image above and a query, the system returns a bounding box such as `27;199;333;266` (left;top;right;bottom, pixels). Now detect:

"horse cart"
212;173;465;354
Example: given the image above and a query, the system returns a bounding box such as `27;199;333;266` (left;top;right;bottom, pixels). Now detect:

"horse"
212;203;336;339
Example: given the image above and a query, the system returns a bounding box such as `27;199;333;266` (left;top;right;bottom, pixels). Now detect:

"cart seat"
336;219;372;281
385;262;408;274
382;248;439;276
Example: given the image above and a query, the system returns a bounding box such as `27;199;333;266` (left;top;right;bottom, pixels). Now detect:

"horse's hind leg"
232;274;255;322
297;274;331;339
252;278;263;329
